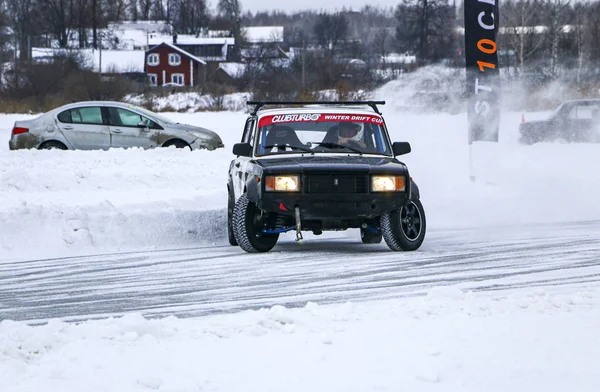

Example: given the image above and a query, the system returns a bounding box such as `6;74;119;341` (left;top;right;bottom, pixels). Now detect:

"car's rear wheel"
360;228;382;244
233;194;279;253
381;198;426;251
227;190;237;246
39;141;67;150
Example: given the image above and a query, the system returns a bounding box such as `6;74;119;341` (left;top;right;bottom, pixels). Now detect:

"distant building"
148;34;235;63
145;42;207;87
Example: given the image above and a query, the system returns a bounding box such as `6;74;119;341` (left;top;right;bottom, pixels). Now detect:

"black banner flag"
464;0;500;144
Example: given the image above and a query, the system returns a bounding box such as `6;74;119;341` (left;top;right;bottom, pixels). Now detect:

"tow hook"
295;206;303;241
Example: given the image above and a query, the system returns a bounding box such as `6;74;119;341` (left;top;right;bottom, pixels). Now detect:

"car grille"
305;173;368;194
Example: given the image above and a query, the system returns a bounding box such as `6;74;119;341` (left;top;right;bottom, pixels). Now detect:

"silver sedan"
8;101;224;151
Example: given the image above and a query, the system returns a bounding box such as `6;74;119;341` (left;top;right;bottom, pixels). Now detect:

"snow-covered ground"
1;108;598;260
2;92;600;391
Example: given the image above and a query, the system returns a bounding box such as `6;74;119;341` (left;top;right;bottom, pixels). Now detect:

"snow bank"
2;287;599;392
0;112;248;259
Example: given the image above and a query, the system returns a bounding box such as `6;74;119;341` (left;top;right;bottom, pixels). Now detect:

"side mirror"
392;141;411;156
137;120;148;128
232;142;252;157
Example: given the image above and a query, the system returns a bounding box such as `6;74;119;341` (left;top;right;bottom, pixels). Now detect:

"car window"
57;110;72;123
242;118;255;145
255;113;391;156
70;107;104;125
571;104;600;120
108;107;159;129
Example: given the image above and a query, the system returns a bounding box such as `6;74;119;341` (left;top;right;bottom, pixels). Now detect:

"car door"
571;103;599;141
56;106;111;150
106;107;160;149
232;118;256;199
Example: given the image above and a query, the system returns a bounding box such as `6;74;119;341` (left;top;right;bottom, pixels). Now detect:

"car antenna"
246;101;386;115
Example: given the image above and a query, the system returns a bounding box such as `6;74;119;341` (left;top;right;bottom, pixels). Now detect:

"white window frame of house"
168;53;181;66
147;74;158;86
147;53;159;66
171;73;184;86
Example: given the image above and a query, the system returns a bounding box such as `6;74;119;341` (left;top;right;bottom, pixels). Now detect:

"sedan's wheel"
162;139;191;150
39;141;67;150
227;190;237;246
360;228;382;244
381;198;426;251
232;194;279;253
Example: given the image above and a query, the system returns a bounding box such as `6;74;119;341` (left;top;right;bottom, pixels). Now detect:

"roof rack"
247;101;386;116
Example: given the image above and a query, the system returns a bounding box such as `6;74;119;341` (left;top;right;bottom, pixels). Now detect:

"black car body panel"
251;155;411;219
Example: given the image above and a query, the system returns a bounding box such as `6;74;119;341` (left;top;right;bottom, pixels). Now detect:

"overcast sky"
231;0;398;13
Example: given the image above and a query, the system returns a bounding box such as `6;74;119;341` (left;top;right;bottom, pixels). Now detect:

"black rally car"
227;101;426;253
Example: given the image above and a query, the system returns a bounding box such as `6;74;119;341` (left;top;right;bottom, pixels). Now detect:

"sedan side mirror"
137;120;148;128
233;142;253;157
392;141;411;156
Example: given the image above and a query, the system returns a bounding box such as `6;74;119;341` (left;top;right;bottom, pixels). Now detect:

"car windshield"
128;105;176;125
255;113;392;156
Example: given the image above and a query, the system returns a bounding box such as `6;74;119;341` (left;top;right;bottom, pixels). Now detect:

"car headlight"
265;175;300;192
371;175;406;192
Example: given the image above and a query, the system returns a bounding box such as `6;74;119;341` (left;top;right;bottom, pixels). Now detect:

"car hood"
169;123;222;141
257;155;407;173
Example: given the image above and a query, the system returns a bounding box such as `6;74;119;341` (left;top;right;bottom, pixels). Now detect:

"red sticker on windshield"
258;113;384;127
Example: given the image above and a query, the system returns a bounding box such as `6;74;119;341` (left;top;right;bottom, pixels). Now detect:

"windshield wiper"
263;144;314;154
312;142;363;154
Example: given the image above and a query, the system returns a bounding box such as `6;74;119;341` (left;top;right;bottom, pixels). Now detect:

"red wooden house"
144;42;207;87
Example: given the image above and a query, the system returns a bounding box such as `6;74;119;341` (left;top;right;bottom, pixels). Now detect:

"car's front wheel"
381;198;426;251
227;190;237;246
233;194;279;253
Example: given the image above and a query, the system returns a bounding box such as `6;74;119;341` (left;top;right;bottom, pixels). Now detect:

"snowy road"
3;220;599;323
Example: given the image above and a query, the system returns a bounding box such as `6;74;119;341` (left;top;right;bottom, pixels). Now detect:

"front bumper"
258;192;410;220
191;137;224;151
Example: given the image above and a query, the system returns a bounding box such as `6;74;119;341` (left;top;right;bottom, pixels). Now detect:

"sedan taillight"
12;127;29;135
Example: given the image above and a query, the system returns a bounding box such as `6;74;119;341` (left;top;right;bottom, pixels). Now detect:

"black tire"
163;139;191;149
39;141;67;150
227;190;237;246
232;194;279;253
381;198;426;251
360;228;382;244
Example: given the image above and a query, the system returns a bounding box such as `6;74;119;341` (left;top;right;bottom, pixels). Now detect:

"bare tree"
586;2;600;67
395;0;455;65
544;0;572;78
218;0;243;58
171;0;209;35
313;12;348;56
6;0;40;59
75;0;89;47
138;0;153;20
38;0;74;48
104;0;128;22
501;0;546;75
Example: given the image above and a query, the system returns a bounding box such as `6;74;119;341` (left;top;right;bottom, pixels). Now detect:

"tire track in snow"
1;221;600;323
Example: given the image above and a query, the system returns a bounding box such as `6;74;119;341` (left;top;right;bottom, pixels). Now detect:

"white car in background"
8;101;224;151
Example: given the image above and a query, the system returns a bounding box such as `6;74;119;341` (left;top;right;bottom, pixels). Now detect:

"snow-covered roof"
108;20;171;33
381;53;416;64
147;42;207;65
243;26;284;43
31;47;146;73
148;34;234;46
218;62;246;78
